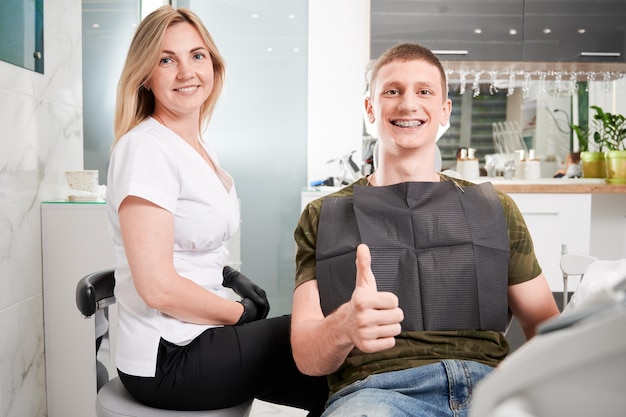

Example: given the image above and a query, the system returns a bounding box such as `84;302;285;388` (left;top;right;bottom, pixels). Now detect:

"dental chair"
469;258;626;417
76;269;253;417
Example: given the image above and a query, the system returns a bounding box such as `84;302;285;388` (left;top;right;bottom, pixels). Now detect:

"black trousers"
118;315;328;416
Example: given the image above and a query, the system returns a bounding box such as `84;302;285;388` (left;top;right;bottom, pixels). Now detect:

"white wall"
0;0;83;415
307;0;370;185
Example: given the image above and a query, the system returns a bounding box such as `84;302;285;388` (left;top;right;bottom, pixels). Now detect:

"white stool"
97;377;252;417
76;269;253;417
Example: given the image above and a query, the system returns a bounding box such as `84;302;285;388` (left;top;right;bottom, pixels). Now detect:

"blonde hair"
113;6;226;146
367;43;448;100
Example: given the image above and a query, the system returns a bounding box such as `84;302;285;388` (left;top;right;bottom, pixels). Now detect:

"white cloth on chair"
469;257;626;417
564;258;626;314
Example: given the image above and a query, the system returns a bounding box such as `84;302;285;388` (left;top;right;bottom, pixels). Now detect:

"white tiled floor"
249;400;308;417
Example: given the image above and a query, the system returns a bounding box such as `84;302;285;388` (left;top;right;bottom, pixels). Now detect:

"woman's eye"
160;57;172;65
193;52;205;60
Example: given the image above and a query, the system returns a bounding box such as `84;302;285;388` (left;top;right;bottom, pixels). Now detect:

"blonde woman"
107;6;327;414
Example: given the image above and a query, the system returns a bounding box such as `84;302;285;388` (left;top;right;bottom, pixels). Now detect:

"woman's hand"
223;266;270;320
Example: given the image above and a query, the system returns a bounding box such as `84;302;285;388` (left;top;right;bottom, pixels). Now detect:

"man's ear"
441;98;452;126
364;97;375;123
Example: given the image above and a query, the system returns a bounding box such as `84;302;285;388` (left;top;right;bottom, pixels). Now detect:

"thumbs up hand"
348;244;404;353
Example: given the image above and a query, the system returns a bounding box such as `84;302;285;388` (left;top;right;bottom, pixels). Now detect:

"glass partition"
0;0;44;73
82;0;137;182
178;0;309;315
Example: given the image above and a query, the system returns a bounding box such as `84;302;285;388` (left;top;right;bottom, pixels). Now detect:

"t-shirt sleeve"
294;199;321;289
498;191;543;285
108;133;179;214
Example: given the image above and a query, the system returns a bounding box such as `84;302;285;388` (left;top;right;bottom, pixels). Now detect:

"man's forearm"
291;303;355;376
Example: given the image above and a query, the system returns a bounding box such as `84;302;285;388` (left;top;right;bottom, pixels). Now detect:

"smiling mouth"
392;120;423;128
175;86;199;93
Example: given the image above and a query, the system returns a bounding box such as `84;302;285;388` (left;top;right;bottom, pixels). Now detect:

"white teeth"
393;120;422;127
177;86;197;93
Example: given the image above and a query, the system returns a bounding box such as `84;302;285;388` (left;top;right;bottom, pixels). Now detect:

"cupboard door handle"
433;50;469;55
580;52;621;57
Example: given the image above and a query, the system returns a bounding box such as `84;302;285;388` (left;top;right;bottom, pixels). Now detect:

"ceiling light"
288;14;295;19
578;28;586;34
251;13;259;18
266;47;273;53
474;28;482;34
92;23;100;28
543;28;552;34
293;48;299;53
509;29;518;35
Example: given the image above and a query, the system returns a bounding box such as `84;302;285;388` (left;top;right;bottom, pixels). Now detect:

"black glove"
235;298;258;325
222;266;270;320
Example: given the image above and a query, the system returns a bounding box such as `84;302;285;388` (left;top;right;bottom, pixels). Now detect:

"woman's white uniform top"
106;118;240;377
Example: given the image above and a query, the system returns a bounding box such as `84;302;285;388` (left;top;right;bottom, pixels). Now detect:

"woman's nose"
176;63;193;80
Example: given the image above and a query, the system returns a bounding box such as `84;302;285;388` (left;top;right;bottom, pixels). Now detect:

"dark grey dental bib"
316;180;510;332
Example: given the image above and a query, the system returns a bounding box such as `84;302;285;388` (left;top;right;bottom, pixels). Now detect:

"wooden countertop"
303;179;626;194
487;180;626;194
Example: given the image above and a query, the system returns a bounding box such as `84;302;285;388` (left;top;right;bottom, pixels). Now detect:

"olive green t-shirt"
294;175;542;395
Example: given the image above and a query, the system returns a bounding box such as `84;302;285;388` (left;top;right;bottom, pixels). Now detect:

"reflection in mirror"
82;0;137;182
437;62;626;177
0;0;44;73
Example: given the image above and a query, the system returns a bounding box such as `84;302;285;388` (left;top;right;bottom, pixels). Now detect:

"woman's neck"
152;112;200;146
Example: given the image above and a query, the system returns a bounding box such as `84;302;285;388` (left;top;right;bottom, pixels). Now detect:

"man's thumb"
355;244;377;291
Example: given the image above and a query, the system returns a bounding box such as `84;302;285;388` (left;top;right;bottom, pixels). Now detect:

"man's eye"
384;89;400;95
419;89;433;95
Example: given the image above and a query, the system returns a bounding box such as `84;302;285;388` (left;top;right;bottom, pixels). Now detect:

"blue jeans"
322;360;494;417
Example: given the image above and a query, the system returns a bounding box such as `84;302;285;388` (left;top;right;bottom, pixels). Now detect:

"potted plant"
589;105;626;184
571;111;606;179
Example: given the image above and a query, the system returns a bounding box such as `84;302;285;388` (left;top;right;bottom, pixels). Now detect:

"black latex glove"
222;266;270;320
235;298;258;325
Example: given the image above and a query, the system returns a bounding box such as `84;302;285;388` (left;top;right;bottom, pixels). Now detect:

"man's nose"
398;93;418;111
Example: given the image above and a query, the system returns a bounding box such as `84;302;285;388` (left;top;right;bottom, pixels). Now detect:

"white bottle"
455;148;468;178
524;149;541;180
514;149;526;180
464;148;480;180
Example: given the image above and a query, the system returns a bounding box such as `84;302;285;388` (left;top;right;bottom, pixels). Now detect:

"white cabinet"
509;193;591;291
513;193;626;290
41;202;114;417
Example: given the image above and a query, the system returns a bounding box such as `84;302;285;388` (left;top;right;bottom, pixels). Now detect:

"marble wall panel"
0;295;46;417
0;0;82;415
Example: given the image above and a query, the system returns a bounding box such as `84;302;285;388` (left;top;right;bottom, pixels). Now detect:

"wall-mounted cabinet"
371;0;626;63
523;0;626;63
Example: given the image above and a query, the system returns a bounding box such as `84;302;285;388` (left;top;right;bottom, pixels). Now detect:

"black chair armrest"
76;269;116;317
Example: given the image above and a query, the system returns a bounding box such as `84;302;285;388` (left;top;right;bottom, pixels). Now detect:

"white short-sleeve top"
106;118;240;377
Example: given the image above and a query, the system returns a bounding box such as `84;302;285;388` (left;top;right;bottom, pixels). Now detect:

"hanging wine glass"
489;70;499;95
522;72;531;99
472;70;483;97
459;70;467;95
586;72;596;92
507;71;516;96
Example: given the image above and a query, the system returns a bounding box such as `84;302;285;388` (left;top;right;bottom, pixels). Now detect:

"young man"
291;43;560;417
